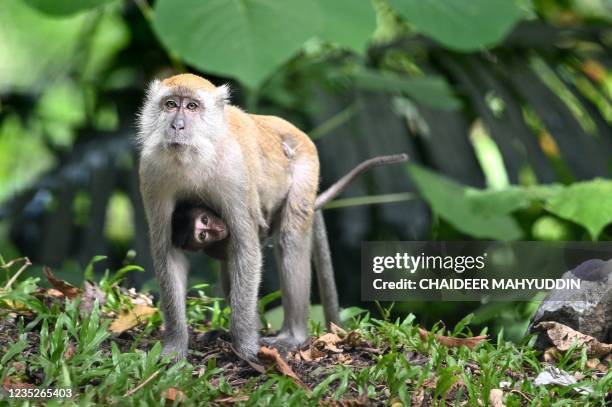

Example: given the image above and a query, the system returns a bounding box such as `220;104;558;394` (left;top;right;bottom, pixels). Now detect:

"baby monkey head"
137;73;229;155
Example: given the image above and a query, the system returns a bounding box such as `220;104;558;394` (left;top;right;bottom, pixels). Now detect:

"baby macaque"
171;202;228;260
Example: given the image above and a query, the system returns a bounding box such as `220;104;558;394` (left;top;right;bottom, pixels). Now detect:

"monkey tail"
314;153;409;210
312;210;341;327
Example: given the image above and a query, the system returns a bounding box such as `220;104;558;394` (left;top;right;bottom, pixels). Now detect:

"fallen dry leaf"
313;332;342;353
64;343;76;360
300;332;344;360
341;331;367;348
1;299;29;311
310;346;327;360
337;353;353;365
418;327;488;349
161;387;186;402
536;321;612;357
46;288;65;298
43;266;80;299
586;358;599;369
489;389;505;407
79;281;106;314
317;332;342;346
585;358;608;373
258;346;308;390
299;348;313;361
109;304;157;334
329;393;370;406
2;376;36;391
329;322;347;337
543;347;560;362
127;288;154;307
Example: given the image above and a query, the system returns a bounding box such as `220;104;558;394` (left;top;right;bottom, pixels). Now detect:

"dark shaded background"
1;0;611;339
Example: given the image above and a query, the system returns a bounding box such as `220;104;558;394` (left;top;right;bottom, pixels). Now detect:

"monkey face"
136;76;230;155
193;211;228;245
160;96;202;147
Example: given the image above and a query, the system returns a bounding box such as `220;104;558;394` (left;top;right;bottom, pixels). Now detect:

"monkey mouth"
167;140;189;150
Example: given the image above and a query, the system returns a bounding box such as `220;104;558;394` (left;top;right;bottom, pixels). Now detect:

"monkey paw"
260;333;305;354
161;342;187;361
231;336;261;362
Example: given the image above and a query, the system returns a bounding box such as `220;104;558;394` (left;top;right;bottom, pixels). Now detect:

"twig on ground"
124;369;160;397
2;257;32;291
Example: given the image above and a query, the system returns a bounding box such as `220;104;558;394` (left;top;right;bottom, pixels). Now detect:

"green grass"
0;258;610;406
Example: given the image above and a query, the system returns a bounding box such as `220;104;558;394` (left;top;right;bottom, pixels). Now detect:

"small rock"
528;259;612;347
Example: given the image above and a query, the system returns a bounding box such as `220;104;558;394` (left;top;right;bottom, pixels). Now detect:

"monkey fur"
172;153;409;330
138;73;407;361
137;73;320;360
174;154;410;257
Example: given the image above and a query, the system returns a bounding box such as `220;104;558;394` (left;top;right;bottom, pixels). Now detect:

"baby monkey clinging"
171;202;228;260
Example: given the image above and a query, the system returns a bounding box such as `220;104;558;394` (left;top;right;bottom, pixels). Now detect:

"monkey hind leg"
263;165;317;351
261;230;312;352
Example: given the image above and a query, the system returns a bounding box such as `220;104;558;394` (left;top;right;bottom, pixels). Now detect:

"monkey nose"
171;118;185;131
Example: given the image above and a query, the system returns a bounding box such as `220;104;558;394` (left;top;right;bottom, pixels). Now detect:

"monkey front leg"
226;227;263;360
145;196;190;359
156;248;189;359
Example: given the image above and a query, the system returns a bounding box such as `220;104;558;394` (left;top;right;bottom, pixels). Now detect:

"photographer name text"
372;278;580;290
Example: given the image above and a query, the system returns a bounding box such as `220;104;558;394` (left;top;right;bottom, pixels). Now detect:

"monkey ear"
147;79;163;96
215;84;230;108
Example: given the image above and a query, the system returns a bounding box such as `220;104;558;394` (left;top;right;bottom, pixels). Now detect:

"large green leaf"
387;0;524;51
152;0;322;89
24;0;116;16
152;0;377;88
314;0;376;54
351;69;461;110
545;179;612;240
408;164;527;240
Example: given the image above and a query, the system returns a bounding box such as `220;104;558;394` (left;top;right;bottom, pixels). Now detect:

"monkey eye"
202;215;208;225
186;101;198;111
165;100;178;109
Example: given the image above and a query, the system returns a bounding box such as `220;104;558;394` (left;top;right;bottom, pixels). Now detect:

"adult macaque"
137;73;320;360
137;72;408;361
